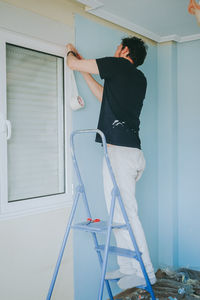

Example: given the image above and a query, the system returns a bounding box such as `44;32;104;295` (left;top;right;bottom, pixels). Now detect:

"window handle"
6;120;12;140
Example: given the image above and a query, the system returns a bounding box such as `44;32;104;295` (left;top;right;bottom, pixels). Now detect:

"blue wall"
73;15;158;300
157;40;200;271
72;13;200;300
157;43;178;268
177;40;200;269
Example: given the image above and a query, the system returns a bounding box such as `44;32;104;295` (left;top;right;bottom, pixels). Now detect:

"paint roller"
69;69;85;111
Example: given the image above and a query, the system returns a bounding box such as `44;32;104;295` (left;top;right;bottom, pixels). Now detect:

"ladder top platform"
72;221;127;233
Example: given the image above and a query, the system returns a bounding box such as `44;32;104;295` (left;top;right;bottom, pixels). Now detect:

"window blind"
6;44;65;202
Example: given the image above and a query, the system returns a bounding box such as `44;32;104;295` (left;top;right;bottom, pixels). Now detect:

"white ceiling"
76;0;200;42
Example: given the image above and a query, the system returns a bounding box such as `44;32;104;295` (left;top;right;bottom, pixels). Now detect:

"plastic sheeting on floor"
113;268;200;300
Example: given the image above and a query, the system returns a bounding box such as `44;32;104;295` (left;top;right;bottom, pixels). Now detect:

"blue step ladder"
46;129;156;300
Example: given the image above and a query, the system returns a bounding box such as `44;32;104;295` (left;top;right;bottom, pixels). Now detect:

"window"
0;30;71;218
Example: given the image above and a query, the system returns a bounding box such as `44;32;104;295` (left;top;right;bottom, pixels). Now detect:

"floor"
113;268;200;300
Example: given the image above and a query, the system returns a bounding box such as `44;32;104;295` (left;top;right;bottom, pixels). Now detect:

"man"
66;37;156;290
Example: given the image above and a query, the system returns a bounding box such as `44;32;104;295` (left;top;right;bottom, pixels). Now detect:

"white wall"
0;210;74;300
0;1;75;299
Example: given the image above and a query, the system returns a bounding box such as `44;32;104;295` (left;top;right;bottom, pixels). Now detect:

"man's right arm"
81;72;103;103
66;44;103;102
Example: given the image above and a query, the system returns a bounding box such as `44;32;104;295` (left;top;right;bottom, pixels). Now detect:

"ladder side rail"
98;189;116;300
100;129;144;257
46;189;81;300
70;130;107;220
70;128;120;198
116;191;156;298
100;131;156;299
70;129;114;300
70;130;93;219
81;188;114;300
70;131;85;189
70;130;155;299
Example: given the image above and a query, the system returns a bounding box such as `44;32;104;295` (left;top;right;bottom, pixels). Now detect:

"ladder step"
95;244;142;259
72;221;127;233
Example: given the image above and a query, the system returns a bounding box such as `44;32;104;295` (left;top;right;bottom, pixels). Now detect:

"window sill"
0;193;73;220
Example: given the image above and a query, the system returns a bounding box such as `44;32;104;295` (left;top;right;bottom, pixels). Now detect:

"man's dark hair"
121;36;148;67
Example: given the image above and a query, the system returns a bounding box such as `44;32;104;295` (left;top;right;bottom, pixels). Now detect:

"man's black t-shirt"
95;57;147;149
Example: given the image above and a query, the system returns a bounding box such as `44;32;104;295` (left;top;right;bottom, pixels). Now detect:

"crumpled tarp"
113;267;200;300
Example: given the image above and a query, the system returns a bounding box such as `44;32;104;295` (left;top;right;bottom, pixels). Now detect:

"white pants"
103;145;155;278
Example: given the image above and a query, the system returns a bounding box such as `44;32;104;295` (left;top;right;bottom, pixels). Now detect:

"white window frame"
0;28;73;220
